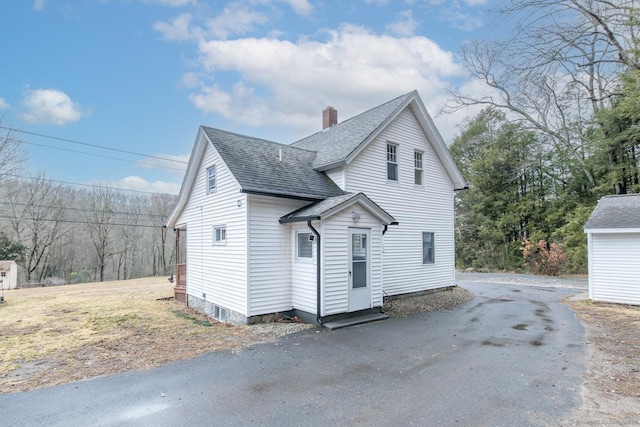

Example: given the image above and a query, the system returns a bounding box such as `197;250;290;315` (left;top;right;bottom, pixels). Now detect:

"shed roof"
585;194;640;230
279;192;396;224
202;127;344;201
0;260;16;269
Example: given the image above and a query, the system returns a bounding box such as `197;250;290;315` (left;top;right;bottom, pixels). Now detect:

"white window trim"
422;232;435;264
387;142;399;182
206;165;217;194
296;231;314;262
213;225;227;245
414;150;424;186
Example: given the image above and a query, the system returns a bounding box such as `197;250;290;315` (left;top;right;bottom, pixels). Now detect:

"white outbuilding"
584;194;640;305
0;260;18;290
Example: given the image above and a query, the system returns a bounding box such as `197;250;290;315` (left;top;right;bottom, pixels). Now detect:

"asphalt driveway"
0;282;586;426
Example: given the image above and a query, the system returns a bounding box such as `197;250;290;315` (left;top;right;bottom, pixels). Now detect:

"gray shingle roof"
279;192;396;224
202;127;344;201
292;91;415;170
585;194;640;229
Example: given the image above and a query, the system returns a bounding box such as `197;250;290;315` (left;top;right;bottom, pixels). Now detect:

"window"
297;232;313;259
207;165;217;193
0;272;5;277
387;143;398;181
422;232;435;264
414;151;424;186
213;225;227;245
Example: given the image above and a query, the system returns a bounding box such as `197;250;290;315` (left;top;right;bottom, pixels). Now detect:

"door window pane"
352;261;366;288
297;232;312;258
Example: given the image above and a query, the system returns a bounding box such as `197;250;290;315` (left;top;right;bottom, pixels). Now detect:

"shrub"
521;238;566;276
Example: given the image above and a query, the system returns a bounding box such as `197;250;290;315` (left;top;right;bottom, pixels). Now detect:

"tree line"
0;128;177;285
449;0;640;274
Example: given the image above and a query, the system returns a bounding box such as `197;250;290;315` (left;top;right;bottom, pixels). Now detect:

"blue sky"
1;0;498;195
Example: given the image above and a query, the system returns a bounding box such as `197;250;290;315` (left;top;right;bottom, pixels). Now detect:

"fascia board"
411;97;468;190
165;127;208;229
584;227;640;234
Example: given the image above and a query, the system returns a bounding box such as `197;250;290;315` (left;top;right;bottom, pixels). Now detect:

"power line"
14;138;187;172
0;125;189;164
3;173;179;196
0;201;169;218
0;214;164;228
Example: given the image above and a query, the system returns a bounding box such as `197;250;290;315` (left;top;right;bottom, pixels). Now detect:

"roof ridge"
201;125;319;155
292;90;415;145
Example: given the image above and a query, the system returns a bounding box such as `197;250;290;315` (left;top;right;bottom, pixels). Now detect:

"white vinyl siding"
324;167;346;190
322;204;383;316
248;195;309;316
175;136;248;316
291;223;317;314
345;108;456;296
588;232;640;305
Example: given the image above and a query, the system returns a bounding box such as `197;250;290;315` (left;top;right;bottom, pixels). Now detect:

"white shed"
585;194;640;305
0;260;18;290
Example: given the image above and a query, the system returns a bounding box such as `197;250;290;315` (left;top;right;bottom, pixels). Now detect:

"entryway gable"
322;203;384;316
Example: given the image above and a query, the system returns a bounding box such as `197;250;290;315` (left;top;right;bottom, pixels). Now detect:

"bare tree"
0;119;27;179
446;0;640;190
2;176;73;283
83;186;119;282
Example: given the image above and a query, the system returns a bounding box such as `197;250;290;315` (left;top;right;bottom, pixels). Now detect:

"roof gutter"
240;189;326;202
279;215;321;224
307;220;322;326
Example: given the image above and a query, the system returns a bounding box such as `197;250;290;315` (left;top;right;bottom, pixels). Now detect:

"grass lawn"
0;277;258;394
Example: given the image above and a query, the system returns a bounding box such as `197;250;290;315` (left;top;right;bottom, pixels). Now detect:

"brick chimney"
322;106;338;129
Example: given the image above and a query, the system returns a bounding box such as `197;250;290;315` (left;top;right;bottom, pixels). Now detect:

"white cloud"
21;88;90;126
154;4;269;41
462;0;488;5
33;0;45;11
439;7;483;31
363;0;388;5
205;3;269;39
386;10;419;36
154;13;199;40
188;24;465;138
109;176;182;195
280;0;313;16
0;98;10;111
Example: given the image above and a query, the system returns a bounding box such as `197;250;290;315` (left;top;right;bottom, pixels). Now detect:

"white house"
165;91;467;325
0;260;18;290
585;194;640;305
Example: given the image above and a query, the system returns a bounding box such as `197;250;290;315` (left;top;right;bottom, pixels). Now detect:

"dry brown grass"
563;298;640;424
0;277;272;394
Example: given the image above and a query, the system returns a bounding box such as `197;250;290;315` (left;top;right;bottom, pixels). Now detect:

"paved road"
0;282;586;426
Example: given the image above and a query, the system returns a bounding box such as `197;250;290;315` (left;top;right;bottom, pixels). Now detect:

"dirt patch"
562;298;640;425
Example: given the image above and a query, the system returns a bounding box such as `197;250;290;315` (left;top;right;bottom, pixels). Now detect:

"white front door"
348;228;371;312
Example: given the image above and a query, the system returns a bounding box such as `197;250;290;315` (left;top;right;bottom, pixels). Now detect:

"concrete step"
322;312;389;330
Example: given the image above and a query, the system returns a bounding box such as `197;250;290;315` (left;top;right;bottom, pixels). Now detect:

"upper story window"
414;151;424;186
207;165;217;193
387;143;398;181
